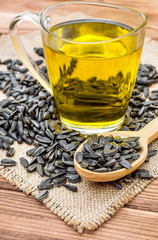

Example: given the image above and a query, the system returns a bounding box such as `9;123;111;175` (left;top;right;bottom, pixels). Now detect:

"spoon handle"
138;117;158;144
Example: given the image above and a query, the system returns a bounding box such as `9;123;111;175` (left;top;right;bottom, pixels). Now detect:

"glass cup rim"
40;1;147;45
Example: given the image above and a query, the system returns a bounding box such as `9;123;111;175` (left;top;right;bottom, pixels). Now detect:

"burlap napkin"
0;32;158;233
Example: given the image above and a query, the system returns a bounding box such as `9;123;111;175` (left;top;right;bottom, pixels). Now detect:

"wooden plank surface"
0;0;158;39
1;175;158;240
0;0;158;239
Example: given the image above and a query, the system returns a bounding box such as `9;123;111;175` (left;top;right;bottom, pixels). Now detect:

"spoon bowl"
74;118;158;182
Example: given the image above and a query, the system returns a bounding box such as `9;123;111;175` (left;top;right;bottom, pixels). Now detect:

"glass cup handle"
9;11;53;95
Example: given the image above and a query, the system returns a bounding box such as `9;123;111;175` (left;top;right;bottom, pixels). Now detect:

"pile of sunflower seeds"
122;64;158;131
0;48;157;198
76;135;141;172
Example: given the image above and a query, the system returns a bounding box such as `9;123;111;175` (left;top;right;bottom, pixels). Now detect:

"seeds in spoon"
76;134;141;172
76;152;83;163
120;159;132;170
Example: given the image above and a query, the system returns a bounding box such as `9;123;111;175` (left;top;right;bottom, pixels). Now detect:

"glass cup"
9;2;147;134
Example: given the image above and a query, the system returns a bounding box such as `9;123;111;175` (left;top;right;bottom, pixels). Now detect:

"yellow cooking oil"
42;19;143;129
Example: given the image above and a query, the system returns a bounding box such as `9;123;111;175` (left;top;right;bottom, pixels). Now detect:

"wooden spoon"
74;117;158;182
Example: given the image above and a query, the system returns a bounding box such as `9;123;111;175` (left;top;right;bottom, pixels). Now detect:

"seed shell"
36;190;48;200
37;183;54;190
64;184;78;192
53;176;67;187
6;147;15;157
20;157;29;168
120;159;132;169
36;164;44;176
93;167;107;173
1;158;16;166
68;174;81;183
27;164;36;172
147;149;157;157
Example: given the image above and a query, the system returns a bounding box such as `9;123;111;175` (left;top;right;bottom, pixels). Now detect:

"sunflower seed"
64;141;79;152
36;190;48;200
83;143;93;154
120;142;131;149
61;158;74;166
47;163;55;173
62;152;72;161
68;174;81;183
93;167;107;173
36;164;44;176
6;147;15;157
53;176;67;187
17;120;23;137
104;159;116;167
83;153;100;159
143;87;149;98
37;183;54;190
111;181;122;190
35;59;43;65
113;162;122;171
27;164;36;172
139;173;153;179
40;177;52;185
139;169;149;174
64;184;78;192
80;160;89;168
131;153;140;160
20;157;29;168
3;142;10;150
120;159;132;169
103;149;118;156
0;135;13;144
103;143;112;151
43;169;51;177
98;135;106;144
45;129;55;140
35;135;52;144
51;171;66;179
1;158;16;166
26;147;37;156
113;153;120;159
31;120;40;129
32;146;46;157
120;155;131;160
147;149;157;157
114;135;122;143
37;156;45;165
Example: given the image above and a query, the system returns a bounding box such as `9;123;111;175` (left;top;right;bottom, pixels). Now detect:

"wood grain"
1;176;158;240
0;0;158;239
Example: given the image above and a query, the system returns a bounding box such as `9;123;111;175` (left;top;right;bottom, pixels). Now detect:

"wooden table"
0;1;158;239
